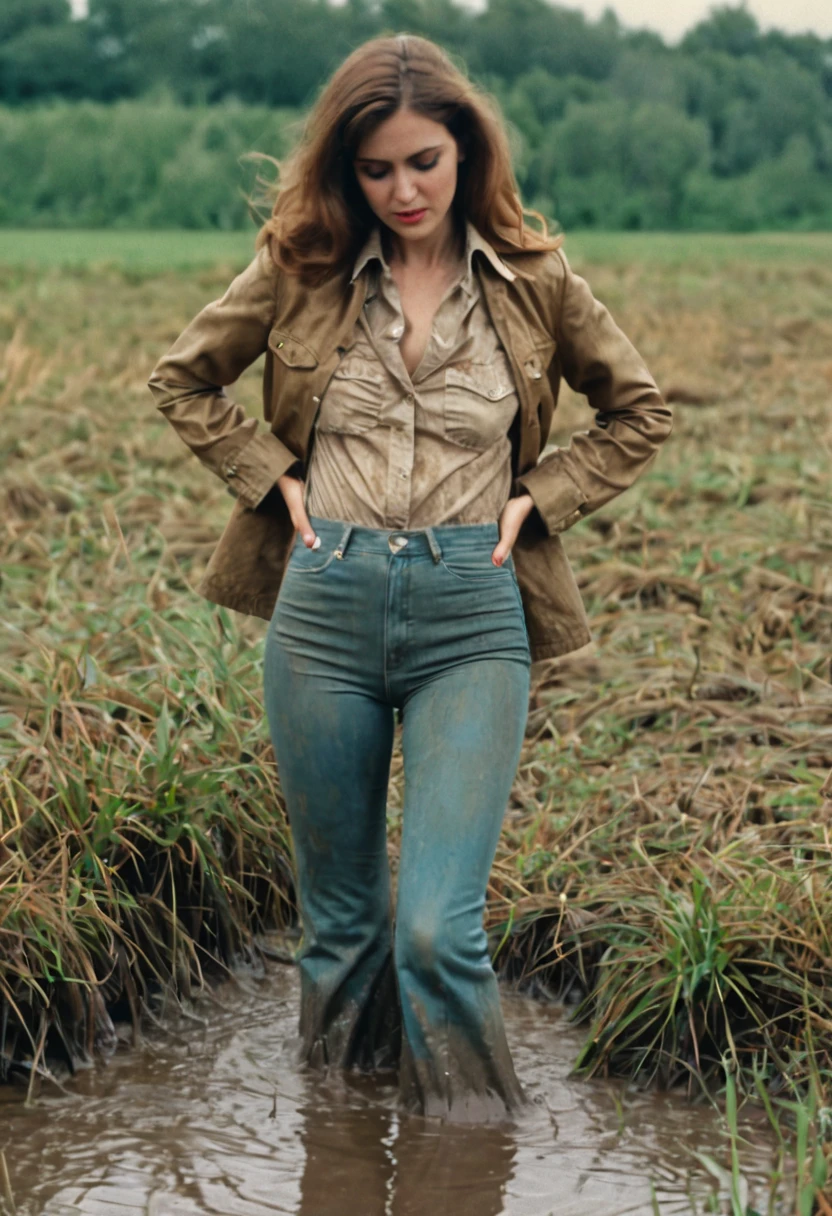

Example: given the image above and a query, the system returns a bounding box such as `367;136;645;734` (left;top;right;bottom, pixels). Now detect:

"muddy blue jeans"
263;516;531;1121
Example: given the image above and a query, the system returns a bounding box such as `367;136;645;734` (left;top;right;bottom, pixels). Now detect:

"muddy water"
2;964;781;1216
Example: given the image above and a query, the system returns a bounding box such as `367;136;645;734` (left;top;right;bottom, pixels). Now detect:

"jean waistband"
306;515;500;562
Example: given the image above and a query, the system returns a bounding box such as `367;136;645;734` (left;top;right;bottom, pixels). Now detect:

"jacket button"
312;395;320;404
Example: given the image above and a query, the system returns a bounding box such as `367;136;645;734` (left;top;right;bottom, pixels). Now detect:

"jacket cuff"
222;430;299;510
516;457;587;535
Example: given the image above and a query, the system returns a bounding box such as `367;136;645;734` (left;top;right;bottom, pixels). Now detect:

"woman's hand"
492;494;535;566
277;472;320;549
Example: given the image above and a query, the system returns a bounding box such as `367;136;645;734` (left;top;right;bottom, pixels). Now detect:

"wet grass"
1;232;831;1209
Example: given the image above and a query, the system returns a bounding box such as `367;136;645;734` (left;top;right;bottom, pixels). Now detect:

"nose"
392;167;418;205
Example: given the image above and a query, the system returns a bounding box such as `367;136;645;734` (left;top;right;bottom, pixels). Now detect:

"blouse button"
390;325;404;339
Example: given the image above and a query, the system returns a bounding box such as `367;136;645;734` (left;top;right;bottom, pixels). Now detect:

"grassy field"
2;227;832;271
1;230;831;1210
0;229;257;271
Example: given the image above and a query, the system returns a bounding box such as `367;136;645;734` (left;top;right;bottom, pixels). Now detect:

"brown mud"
1;962;781;1216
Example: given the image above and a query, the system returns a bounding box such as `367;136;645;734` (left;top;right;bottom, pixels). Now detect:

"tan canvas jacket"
148;239;672;661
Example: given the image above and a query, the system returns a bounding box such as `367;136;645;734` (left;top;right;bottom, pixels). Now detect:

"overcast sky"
67;0;832;43
573;0;832;43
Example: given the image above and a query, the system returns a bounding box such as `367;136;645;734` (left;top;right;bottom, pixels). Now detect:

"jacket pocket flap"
522;339;556;381
269;329;319;369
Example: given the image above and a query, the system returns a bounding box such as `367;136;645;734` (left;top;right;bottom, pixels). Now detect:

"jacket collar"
350;218;517;292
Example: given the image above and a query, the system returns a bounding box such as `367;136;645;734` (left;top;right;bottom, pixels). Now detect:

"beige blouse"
304;220;521;530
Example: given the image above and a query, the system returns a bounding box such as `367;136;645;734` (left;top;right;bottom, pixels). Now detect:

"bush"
0;100;297;229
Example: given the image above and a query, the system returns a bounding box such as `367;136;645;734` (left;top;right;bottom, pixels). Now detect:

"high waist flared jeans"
263;516;531;1121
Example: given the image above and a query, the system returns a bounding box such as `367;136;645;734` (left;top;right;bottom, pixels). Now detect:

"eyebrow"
353;145;442;164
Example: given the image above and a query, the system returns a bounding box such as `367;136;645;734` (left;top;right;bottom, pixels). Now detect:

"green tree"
0;0;71;44
622;103;710;225
754;134;832;226
472;0;620;84
0;23;94;101
682;5;760;57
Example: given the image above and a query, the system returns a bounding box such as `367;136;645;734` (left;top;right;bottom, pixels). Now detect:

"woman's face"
353;107;462;244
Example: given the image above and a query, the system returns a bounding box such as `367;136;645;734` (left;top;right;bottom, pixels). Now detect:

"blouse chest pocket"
315;346;385;436
443;354;520;451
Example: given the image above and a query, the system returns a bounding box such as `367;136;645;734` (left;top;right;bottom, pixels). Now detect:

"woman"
149;34;671;1122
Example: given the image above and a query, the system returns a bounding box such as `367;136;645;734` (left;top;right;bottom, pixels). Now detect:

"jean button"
388;535;408;554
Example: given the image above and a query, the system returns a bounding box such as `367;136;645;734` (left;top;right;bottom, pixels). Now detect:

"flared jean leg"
394;658;531;1121
264;632;399;1071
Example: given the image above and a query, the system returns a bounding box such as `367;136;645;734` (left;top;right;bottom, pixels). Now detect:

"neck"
383;211;464;273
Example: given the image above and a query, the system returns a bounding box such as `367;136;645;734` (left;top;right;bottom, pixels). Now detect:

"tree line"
1;0;831;230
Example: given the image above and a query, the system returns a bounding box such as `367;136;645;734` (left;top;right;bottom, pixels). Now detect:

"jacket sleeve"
147;244;298;511
516;249;672;534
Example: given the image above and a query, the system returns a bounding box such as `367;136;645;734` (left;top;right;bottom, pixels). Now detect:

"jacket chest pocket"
269;327;321;429
315;345;385;435
443;353;520;451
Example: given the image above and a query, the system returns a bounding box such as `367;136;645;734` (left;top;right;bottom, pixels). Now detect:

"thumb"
278;475;319;548
294;502;319;549
491;536;511;566
492;502;522;566
492;524;514;566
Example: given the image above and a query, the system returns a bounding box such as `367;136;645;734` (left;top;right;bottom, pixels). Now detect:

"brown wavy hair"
255;34;561;285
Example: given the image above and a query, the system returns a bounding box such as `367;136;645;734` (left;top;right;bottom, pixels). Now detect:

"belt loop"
425;527;442;564
334;523;353;560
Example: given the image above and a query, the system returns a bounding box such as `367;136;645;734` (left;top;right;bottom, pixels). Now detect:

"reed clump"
0;258;298;1082
0;620;295;1081
0;236;830;1200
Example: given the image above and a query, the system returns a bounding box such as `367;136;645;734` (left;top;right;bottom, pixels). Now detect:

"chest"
266;268;558;472
393;263;465;379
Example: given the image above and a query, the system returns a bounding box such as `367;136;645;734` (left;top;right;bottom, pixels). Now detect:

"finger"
491;530;515;566
492;505;523;565
293;502;318;548
278;478;319;548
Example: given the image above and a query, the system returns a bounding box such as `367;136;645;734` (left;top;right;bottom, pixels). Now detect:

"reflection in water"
0;965;780;1215
296;1095;515;1216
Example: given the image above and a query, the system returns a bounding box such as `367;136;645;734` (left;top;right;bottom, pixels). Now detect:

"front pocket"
443;356;520;450
440;552;516;584
286;538;341;575
315;349;384;435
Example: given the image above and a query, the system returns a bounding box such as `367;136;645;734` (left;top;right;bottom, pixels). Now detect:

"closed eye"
357;152;441;181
